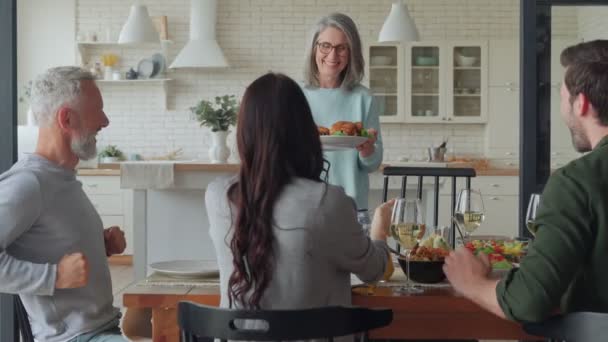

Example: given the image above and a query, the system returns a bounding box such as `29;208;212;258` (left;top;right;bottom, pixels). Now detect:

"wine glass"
390;198;426;294
526;193;541;237
453;189;485;243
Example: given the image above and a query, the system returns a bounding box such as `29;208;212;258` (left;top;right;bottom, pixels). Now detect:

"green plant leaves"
98;145;124;158
191;95;239;132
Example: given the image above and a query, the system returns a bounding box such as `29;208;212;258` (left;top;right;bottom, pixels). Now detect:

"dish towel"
120;162;175;189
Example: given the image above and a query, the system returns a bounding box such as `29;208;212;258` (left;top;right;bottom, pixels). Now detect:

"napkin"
120;162;175;189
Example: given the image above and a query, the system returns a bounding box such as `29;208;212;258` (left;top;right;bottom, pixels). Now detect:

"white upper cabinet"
488;39;519;87
367;44;404;123
485;39;520;158
369;41;488;124
446;42;488;124
487;87;519;153
405;43;444;123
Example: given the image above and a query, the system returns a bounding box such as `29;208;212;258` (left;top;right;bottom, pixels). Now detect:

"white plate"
150;53;166;78
149;260;219;279
321;135;368;150
137;58;155;79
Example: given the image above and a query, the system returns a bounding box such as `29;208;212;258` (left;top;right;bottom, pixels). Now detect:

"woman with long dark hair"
206;73;392;310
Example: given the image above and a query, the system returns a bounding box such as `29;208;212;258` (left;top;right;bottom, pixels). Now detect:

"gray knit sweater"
0;154;119;342
206;176;388;311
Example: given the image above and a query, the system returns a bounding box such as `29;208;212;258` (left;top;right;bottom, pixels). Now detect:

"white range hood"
169;0;229;69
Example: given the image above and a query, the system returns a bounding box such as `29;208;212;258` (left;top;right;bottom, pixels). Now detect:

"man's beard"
567;111;592;153
71;132;97;160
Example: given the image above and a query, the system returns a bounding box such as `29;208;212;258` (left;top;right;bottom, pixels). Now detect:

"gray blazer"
206;176;388;310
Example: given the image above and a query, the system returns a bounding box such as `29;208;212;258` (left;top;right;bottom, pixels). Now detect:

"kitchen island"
110;161;518;281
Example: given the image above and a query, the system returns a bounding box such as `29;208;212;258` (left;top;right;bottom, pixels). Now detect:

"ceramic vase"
209;130;230;164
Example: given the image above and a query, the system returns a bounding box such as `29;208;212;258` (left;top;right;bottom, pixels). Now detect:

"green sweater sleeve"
358;96;383;172
496;168;594;322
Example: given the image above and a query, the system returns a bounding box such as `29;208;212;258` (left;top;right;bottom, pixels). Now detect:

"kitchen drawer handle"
489;196;500;200
87;184;98;188
507;162;516;166
490;183;500;187
504;152;514;156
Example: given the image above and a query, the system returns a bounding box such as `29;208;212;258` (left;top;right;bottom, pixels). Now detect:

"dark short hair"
560;40;608;126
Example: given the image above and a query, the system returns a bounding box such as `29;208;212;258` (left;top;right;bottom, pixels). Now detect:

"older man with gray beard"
0;66;128;342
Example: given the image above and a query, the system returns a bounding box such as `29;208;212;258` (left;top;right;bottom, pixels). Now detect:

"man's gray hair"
303;13;365;91
30;66;95;127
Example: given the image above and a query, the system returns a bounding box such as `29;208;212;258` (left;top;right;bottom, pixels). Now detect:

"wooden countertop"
77;168;121;176
88;162;519;177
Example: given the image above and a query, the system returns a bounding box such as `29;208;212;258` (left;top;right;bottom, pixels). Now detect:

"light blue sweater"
0;154;119;342
302;85;383;209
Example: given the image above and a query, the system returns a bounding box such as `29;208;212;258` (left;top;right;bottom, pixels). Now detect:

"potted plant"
190;95;239;164
98;145;125;163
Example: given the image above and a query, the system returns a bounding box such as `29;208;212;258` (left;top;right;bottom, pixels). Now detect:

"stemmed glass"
526;193;541;237
453;189;485;243
391;198;426;294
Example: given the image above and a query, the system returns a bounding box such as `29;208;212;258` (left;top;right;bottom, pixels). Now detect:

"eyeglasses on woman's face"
316;41;349;56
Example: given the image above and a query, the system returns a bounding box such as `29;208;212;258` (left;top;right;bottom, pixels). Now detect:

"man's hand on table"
444;247;506;319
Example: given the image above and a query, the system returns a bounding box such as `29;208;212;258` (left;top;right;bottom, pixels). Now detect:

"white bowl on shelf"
371;56;393;66
455;54;477;67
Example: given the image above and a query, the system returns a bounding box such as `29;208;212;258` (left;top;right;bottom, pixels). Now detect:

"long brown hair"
227;73;324;308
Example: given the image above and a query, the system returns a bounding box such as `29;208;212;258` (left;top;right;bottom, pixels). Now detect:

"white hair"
30;66;95;127
303;13;365;91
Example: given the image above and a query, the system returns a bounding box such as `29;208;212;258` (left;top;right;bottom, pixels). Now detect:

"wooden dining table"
122;273;539;342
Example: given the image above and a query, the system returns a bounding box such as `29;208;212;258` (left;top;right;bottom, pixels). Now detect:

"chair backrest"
382;166;476;249
14;295;34;342
178;301;393;342
523;312;608;342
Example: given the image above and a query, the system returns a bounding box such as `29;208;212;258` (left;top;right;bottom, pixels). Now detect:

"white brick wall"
75;0;577;162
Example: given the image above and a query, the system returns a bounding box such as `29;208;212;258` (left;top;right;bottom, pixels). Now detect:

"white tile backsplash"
75;0;578;162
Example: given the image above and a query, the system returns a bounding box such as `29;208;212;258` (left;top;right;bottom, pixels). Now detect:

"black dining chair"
14;295;34;342
381;166;477;249
177;301;393;342
523;312;608;342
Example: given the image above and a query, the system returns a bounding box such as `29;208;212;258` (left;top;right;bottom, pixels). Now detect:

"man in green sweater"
443;39;608;322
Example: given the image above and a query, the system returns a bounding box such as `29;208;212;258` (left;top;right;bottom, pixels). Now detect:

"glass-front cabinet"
447;43;488;123
367;44;404;122
370;41;487;123
405;43;443;123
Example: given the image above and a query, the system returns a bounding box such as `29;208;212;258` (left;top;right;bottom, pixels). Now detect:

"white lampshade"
117;3;160;44
378;0;420;42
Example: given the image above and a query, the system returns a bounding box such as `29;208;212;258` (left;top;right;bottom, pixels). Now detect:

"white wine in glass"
526;193;541;236
453;189;485;241
391;198;425;294
453;211;485;234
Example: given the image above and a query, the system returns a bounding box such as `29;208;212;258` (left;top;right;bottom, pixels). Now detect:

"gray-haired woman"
302;12;383;211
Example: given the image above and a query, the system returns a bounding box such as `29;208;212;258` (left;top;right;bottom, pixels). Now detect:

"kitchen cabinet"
438;176;519;238
405;42;488;124
368;41;487;124
486;86;519;159
485;39;519;160
76;41;173;109
488;39;519;87
78;175;133;255
367;44;404;122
